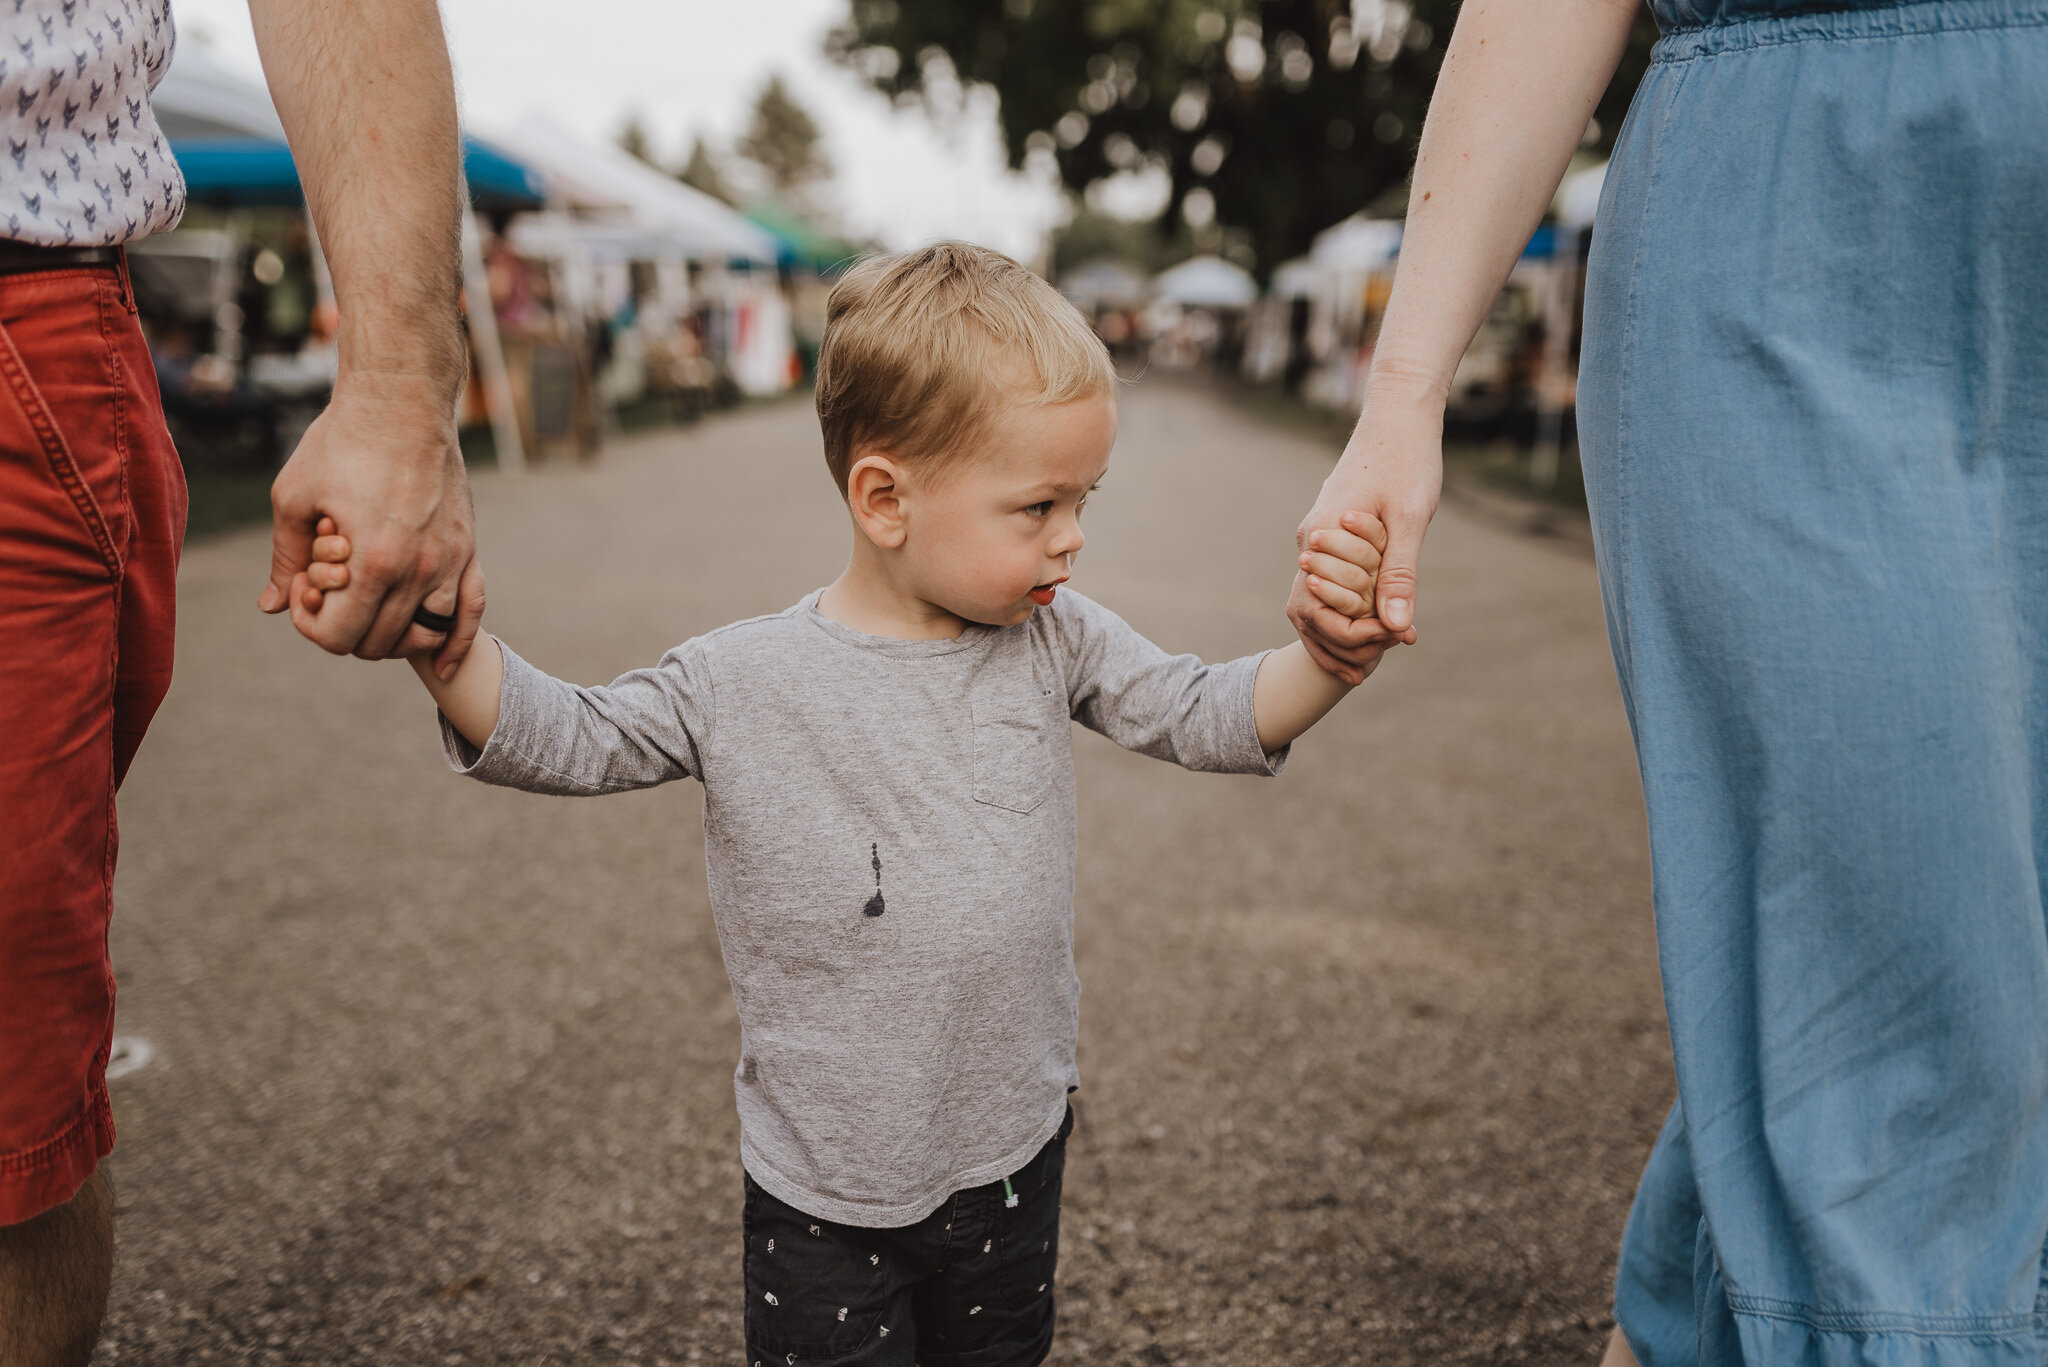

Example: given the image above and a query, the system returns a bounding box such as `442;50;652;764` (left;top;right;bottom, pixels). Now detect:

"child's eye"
1025;500;1054;517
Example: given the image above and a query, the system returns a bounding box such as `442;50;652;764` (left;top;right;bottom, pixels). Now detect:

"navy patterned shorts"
743;1108;1072;1367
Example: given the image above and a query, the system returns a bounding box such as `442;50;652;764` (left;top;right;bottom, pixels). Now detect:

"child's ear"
846;451;909;550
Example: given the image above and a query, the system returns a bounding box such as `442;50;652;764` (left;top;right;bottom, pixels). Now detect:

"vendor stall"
1147;255;1258;370
482;113;796;408
140;43;547;469
1269;164;1605;437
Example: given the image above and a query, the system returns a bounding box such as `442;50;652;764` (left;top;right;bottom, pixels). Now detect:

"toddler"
298;241;1389;1367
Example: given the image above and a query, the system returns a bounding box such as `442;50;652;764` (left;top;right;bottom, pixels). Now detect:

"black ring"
411;603;457;634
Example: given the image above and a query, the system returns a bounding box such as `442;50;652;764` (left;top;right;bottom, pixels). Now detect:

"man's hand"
1287;378;1442;683
258;378;483;676
245;0;471;675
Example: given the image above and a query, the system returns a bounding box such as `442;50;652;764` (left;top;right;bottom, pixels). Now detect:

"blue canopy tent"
171;136;547;212
152;43;548;211
152;44;546;211
141;44;542;470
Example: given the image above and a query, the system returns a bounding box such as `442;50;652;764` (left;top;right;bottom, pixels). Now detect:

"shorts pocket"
0;305;122;580
743;1176;888;1361
969;694;1061;815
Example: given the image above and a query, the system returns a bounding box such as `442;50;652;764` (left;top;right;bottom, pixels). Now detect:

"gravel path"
97;380;1672;1366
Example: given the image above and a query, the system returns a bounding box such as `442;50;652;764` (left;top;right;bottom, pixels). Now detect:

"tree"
679;136;737;204
616;111;658;166
736;74;834;205
829;0;1659;277
1051;205;1174;277
1048;203;1232;279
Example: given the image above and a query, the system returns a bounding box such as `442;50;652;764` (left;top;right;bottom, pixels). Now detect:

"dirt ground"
95;379;1672;1365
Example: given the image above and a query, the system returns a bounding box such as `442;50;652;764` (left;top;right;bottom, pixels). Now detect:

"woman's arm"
1289;0;1642;681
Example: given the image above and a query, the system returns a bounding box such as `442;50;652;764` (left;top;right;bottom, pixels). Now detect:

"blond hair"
815;241;1116;494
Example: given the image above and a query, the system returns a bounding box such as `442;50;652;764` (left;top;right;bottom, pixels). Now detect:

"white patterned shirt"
3;0;184;247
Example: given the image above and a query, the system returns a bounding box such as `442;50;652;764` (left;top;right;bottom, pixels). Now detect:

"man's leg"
0;1170;114;1367
0;265;183;1367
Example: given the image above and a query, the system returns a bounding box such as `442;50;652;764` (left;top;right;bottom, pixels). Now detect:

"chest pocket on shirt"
970;693;1062;814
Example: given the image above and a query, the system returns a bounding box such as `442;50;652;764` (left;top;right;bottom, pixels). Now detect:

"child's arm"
409;635;503;751
304;521;711;792
1252;641;1370;752
1052;568;1379;775
303;518;504;748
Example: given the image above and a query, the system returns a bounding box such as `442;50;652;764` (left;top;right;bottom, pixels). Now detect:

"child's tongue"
1029;585;1058;606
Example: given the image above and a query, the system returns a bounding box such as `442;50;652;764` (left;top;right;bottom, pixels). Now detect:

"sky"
168;0;1070;261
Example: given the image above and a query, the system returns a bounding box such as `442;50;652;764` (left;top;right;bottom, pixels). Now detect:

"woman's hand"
1287;377;1443;682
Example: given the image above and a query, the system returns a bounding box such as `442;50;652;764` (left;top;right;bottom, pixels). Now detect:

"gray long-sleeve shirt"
444;588;1283;1227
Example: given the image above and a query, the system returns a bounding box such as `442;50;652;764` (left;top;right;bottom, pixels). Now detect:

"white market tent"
150;41;288;140
1554;159;1609;230
1268;256;1320;300
486;112;779;266
1309;214;1402;274
1268;215;1402;410
1153;254;1258;309
486;115;794;399
1059;257;1152;312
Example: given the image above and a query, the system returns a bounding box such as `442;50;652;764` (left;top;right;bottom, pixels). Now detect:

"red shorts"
0;259;185;1227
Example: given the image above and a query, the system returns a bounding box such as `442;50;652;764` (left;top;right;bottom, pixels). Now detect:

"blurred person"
1287;0;2048;1361
293;242;1392;1367
1096;309;1130;352
485;234;547;335
0;1;477;1363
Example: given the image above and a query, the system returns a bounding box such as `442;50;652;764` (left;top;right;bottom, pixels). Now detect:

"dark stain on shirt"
863;842;885;918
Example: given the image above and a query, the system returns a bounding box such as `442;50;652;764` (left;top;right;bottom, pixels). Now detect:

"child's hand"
1297;511;1387;622
294;515;355;617
293;514;486;680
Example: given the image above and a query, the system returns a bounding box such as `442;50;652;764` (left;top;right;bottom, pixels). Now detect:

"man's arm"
249;0;483;677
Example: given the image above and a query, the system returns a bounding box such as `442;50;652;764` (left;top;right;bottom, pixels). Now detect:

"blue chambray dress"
1574;1;2048;1362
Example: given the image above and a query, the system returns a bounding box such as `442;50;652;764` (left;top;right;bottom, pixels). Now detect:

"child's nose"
1050;521;1084;559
